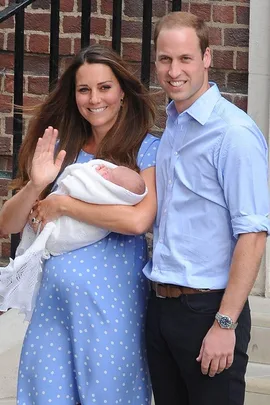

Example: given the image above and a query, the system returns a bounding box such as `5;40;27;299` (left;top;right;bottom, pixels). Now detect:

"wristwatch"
215;312;238;330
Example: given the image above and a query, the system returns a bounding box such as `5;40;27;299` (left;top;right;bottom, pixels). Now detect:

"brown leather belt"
151;282;224;298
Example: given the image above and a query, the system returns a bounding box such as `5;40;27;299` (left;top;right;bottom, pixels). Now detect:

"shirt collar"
166;82;221;125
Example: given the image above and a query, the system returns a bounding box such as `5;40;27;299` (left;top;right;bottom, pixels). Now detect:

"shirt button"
159;239;163;244
168;180;172;184
174;151;178;156
164;209;167;213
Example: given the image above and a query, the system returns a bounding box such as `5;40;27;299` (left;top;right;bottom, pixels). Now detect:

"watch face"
219;316;232;328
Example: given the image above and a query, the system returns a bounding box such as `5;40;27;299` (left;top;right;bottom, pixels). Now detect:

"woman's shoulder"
141;133;161;145
137;133;161;170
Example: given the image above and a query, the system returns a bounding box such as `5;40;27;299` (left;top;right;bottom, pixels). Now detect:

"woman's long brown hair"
12;45;156;196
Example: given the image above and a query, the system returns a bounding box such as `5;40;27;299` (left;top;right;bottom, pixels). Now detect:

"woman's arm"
0;181;43;236
33;166;157;235
0;127;66;235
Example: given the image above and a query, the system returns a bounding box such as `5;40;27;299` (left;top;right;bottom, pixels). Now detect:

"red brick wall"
0;0;250;259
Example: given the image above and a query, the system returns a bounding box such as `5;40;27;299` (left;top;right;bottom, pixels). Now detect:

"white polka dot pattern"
17;134;160;405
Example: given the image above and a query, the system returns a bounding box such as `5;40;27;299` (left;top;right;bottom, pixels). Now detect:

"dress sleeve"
217;124;270;238
137;134;160;171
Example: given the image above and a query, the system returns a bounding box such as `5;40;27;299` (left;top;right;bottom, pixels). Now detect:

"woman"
0;45;159;405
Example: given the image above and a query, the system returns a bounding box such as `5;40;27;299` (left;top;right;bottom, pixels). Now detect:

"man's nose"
168;61;182;79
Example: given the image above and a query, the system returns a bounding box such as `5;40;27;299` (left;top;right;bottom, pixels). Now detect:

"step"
0;310;27;402
0;299;270;404
245;362;270;405
0;400;16;405
248;296;270;364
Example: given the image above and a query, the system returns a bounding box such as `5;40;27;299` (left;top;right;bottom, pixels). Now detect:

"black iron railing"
0;0;182;257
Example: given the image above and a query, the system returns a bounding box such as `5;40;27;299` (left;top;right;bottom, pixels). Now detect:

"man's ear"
203;47;211;69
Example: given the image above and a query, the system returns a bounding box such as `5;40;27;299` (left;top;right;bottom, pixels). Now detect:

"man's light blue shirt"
144;83;270;289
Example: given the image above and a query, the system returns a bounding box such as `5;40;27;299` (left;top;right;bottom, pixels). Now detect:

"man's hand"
196;322;236;377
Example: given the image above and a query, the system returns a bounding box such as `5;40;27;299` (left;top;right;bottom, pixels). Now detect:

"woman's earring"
120;98;124;106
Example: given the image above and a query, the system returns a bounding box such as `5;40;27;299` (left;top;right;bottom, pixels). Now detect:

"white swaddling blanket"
0;159;147;320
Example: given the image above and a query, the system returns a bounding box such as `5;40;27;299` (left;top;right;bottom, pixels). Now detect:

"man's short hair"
154;11;209;56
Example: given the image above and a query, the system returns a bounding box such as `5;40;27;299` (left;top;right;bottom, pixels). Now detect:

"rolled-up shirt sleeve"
218;124;270;238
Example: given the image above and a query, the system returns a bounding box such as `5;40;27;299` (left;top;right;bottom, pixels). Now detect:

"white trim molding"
248;0;270;297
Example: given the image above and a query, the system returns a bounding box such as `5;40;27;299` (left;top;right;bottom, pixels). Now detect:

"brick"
236;6;250;25
100;0;113;15
63;16;106;36
60;0;74;12
59;37;72;55
23;95;44;108
28;34;49;54
122;42;142;62
77;0;97;13
236;51;248;71
151;90;167;107
5;117;13;135
0;33;4;49
74;37;97;55
222;93;233;104
0;53;14;70
98;39;113;50
190;3;211;22
0;179;9;197
24;54;49;75
0;155;12;171
234;95;248;112
224;28;249;47
59;56;74;75
212;50;234;70
62;15;80;33
209;27;222;46
7;155;12;172
227;72;248;94
6;33;27;53
6;32;14;52
0;95;12;113
180;2;189;13
155;109;167;130
209;69;226;92
153;0;168;18
213;5;234;24
122;20;142;39
4;73;15;93
32;0;50;10
0;136;11;155
91;17;107;37
28;76;49;95
0;15;14;29
226;0;248;3
74;37;83;54
124;0;167;18
25;13;50;31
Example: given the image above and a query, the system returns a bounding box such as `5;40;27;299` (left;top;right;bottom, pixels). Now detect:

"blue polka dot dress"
17;134;160;405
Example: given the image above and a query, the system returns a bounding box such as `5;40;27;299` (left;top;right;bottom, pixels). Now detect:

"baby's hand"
95;165;110;180
95;164;106;173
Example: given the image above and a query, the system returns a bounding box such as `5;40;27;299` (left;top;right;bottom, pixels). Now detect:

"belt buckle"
155;283;166;299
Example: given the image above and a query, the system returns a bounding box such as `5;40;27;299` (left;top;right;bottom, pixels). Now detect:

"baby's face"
96;165;113;181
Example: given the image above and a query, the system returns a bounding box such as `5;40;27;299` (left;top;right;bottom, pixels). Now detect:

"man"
143;11;270;405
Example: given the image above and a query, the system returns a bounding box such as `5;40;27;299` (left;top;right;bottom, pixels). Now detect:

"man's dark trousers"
146;290;251;405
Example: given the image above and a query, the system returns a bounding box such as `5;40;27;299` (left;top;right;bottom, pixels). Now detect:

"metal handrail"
0;0;35;23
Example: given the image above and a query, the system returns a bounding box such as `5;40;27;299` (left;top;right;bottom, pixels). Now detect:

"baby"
95;164;146;195
0;159;148;319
